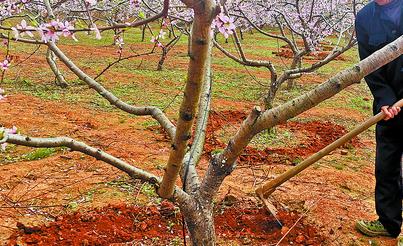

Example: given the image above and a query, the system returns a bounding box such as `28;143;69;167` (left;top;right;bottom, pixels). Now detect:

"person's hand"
381;106;401;121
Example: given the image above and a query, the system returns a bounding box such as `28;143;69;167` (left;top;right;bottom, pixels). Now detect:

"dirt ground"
0;38;398;245
0;92;396;246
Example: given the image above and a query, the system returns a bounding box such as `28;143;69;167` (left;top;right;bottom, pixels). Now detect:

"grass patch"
250;128;295;150
348;96;372;114
23;148;57;161
213;71;260;101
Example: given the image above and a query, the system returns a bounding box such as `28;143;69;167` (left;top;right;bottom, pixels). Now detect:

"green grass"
1;23;364;115
141;119;160;128
349;96;372;114
213;71;260;101
23;148;57;161
141;183;157;198
250;127;295;150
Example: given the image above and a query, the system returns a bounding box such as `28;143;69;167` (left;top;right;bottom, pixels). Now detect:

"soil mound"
8;201;324;245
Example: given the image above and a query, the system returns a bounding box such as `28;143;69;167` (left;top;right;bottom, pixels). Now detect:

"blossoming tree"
1;0;403;245
215;0;361;108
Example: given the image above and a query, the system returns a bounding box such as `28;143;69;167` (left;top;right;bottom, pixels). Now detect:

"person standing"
355;0;403;239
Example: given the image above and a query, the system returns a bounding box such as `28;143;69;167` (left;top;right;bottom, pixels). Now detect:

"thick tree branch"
47;42;176;140
214;40;275;70
158;0;219;198
202;35;403;196
3;133;189;204
181;40;213;194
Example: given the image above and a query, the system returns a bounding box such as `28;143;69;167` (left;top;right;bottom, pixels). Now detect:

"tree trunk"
286;57;301;90
180;198;215;246
141;24;147;42
264;88;275;110
46;48;68;88
158;0;219;198
157;47;168;71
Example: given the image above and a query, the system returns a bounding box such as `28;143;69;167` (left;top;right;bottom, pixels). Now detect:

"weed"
167;220;176;232
151;237;161;244
328;159;345;170
141;183;157;198
292;157;304;165
67;201;79;211
211;149;224;156
170;237;182;246
156;164;165;171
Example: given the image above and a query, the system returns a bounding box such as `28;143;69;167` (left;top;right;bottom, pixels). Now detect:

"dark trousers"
375;124;403;237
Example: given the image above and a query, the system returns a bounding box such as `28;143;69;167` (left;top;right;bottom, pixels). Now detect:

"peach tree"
1;0;402;245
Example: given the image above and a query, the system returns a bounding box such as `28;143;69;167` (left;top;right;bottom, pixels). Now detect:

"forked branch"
201;35;403;197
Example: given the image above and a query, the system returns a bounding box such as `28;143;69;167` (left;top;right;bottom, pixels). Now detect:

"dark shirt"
380;0;402;27
355;0;403;126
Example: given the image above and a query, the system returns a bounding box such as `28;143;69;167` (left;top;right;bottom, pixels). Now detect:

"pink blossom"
158;30;167;39
114;36;124;48
59;21;77;41
36;20;77;43
9;126;17;134
37;23;58;43
11;19;34;40
150;37;164;48
130;0;140;8
1;59;10;70
162;18;170;27
212;13;236;39
0;126;17;151
85;0;97;6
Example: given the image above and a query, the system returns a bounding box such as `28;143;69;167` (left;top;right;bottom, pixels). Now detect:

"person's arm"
355;17;398;114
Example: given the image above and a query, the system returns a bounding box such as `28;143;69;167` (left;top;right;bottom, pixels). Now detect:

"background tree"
214;0;362;109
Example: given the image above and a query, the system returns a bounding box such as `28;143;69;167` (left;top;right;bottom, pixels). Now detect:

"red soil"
8;201;324;245
203;110;359;166
273;48;346;61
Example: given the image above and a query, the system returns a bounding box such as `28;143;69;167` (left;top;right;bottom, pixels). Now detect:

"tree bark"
46;48;68;88
179;194;216;246
157;47;168;71
158;0;219;198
